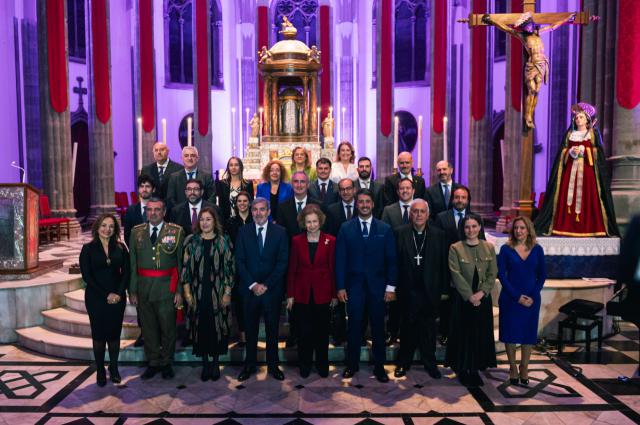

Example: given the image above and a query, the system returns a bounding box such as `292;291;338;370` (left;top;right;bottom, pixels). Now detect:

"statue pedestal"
323;136;335;150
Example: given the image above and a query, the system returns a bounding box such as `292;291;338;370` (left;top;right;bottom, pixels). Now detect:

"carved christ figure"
482;12;576;128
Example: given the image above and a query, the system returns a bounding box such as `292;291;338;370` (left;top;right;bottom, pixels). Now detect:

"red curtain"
46;0;68;113
320;5;331;120
257;6;269;109
195;0;209;136
91;0;111;124
139;0;155;132
471;0;487;121
509;0;522;112
616;0;640;109
433;0;447;133
380;0;393;137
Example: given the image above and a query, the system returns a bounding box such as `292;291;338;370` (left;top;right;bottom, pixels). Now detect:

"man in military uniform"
129;197;185;380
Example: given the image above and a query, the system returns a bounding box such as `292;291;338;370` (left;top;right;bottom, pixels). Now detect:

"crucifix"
459;0;598;217
414;252;423;266
73;76;88;111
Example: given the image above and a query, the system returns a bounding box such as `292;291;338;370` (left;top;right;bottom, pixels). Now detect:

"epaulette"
132;223;147;230
165;222;183;231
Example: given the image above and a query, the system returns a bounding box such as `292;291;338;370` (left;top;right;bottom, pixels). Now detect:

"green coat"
448;240;497;301
129;222;185;302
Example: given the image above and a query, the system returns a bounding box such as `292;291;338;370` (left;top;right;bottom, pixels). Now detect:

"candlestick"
317;106;321;144
161;118;167;144
259;107;264;144
443;116;448;161
393;116;399;171
71;142;78;184
417;115;423;170
137;117;143;172
245;107;250;143
231;107;236;156
187;117;192;147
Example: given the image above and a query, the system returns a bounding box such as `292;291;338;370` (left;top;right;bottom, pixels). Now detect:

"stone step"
41;307;140;340
64;289;137;316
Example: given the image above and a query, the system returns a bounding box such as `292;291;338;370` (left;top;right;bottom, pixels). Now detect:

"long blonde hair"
507;216;537;250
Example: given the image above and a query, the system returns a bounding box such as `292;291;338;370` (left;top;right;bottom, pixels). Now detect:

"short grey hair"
182;145;199;156
251;196;270;210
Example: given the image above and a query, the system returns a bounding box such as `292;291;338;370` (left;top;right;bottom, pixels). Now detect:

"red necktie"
191;207;198;230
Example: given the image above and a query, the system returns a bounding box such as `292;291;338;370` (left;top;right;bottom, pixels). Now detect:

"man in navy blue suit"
235;197;289;381
336;188;397;383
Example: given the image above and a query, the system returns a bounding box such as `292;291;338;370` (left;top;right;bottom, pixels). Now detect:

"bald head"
435;160;453;184
152;142;169;163
398;152;413;175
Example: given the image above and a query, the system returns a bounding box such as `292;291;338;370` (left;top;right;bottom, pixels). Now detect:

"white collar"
188;199;203;209
185;167;198;175
400;172;413;180
317;178;330;185
358;216;372;225
156;159;169;168
149;221;164;234
255;222;268;233
294;195;308;204
400;200;412;208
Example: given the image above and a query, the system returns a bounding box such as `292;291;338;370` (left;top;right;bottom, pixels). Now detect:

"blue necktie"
444;184;451;206
361;221;369;238
402;205;409;224
188;171;194;180
257;226;264;255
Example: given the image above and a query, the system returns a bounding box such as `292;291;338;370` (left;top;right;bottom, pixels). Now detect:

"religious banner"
257;6;269;109
91;0;111;124
471;0;487;122
616;0;640;110
319;4;331;122
195;0;209;136
46;0;68;113
432;0;447;135
139;0;155;132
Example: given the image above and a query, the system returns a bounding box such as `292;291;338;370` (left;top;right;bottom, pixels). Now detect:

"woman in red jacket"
286;204;337;378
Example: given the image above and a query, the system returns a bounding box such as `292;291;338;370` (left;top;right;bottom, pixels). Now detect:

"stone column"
263;76;271;135
467;0;494;219
36;0;80;236
22;19;43;188
193;0;212;168
135;0;157;167
611;1;640;232
496;0;523;233
87;0;116;222
376;0;394;178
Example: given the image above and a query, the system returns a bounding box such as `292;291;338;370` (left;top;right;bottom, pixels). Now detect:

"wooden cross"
459;0;598;218
73;76;87;111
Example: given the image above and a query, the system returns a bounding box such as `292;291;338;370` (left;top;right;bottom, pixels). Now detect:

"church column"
193;0;212;168
87;0;116;221
496;0;523;233
36;0;80;236
376;0;394;177
429;0;448;183
467;0;493;218
611;1;640;232
135;0;157;167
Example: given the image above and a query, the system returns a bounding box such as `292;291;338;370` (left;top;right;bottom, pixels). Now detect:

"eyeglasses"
339;187;354;192
185;188;201;193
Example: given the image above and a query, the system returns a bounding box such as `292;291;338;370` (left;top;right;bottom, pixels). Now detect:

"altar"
243;18;335;179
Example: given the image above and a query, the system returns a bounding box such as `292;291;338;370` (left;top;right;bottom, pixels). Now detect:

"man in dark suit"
235;197;289;381
124;174;155;248
166;146;215;206
355;156;384;218
381;177;415;231
433;185;485;345
308;157;339;207
169;179;219;236
336;189;397;383
324;178;356;236
383;152;426;205
425;160;462;219
140;142;183;200
394;199;446;379
277;171;321;240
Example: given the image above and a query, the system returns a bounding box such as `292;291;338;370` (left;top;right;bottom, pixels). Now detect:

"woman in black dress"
182;207;235;381
446;213;497;387
215;157;254;221
225;191;253;345
79;214;129;386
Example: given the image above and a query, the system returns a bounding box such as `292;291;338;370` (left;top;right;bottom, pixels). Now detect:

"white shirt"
188;200;203;219
342;201;355;218
140;200;149;220
399;172;413;181
149;221;164;237
358;216;395;293
330;162;358;184
294;195;308;212
359;179;371;189
156;159;169;173
454;208;467;226
249;222;269;290
441;181;452;197
184;167;198;178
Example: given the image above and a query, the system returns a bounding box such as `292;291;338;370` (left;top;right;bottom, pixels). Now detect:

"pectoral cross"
458;0;598;218
414;253;423;266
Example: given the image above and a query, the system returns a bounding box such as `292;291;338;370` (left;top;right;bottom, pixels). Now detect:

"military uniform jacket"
129;222;185;303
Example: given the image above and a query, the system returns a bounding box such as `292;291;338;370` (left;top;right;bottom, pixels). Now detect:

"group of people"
79;140;548;389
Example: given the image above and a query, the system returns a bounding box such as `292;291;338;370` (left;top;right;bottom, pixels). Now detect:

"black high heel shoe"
96;367;107;387
109;365;121;384
519;366;529;385
509;367;519;385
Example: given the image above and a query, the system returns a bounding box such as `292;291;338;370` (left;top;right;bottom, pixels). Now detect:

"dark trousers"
243;291;281;368
439;298;451;338
295;301;330;372
346;285;386;370
397;310;437;368
386;300;400;338
138;298;177;367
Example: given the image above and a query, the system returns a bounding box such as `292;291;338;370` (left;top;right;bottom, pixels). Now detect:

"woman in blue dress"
498;216;546;386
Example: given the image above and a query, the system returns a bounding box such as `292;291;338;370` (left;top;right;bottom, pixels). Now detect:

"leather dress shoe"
133;335;145;347
140;366;158;380
269;366;285;381
374;367;389;383
201;365;212;381
394;367;407;378
342;367;357;378
96;367;107;387
109;365;122;384
317;368;329;378
237;366;256;381
425;364;442;379
210;364;221;381
161;365;175;379
385;335;398;346
300;366;311;378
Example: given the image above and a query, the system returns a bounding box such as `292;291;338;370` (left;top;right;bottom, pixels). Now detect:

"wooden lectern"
0;183;39;274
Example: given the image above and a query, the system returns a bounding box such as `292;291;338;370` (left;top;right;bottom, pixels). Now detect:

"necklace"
412;231;427;266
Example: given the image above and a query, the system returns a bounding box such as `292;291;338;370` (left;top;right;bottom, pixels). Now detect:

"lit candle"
443;116;448;161
259;107;264;143
187;116;192;147
341;107;346;142
317;106;321;144
231;107;236;155
137;117;143;172
393;116;399;170
245;107;250;141
161;118;167;144
417;115;423;170
71;142;78;184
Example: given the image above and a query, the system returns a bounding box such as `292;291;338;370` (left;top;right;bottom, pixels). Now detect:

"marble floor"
0;328;639;425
